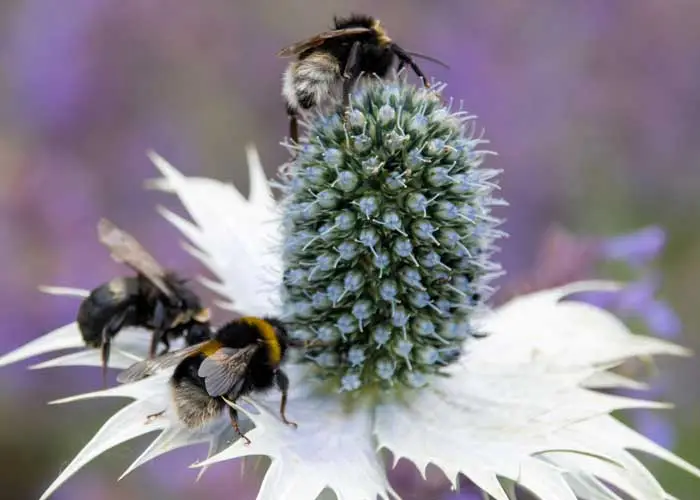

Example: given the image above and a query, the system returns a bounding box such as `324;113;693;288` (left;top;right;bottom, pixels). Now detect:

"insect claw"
145;410;165;424
282;417;298;429
230;408;251;445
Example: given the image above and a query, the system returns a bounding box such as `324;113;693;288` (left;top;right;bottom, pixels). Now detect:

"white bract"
5;76;700;500
1;147;697;500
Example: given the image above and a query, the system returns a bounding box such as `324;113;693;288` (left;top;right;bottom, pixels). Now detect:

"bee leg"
392;44;431;88
285;102;300;147
100;304;137;387
228;406;251;445
150;300;167;358
148;332;160;359
342;41;362;121
146;410;165;423
289;114;299;145
100;337;111;389
158;334;171;356
275;369;298;428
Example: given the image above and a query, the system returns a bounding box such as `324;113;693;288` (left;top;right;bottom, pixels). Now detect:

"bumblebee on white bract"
1;80;699;500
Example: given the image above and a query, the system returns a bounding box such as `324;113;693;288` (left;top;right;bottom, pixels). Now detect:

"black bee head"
184;321;212;345
333;13;376;30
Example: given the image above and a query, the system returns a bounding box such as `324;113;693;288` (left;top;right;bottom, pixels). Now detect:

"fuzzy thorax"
279;77;505;392
371;19;392;46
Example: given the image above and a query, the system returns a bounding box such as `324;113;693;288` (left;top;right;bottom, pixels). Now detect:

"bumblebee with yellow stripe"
279;13;449;144
118;316;296;444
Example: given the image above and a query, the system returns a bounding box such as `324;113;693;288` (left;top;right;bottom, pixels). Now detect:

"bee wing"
197;344;259;397
97;218;174;299
277;27;372;57
116;340;215;383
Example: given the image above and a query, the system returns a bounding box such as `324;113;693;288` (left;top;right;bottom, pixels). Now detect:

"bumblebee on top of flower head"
77;219;212;384
279;13;448;143
118;315;298;444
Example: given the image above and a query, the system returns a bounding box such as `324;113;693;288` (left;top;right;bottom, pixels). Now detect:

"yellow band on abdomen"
241;317;281;366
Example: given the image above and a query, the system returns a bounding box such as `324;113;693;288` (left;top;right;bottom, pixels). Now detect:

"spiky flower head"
279;77;504;391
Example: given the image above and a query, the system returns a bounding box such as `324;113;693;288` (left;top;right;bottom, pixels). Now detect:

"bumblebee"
77;219;211;383
279;13;448;143
117;317;297;444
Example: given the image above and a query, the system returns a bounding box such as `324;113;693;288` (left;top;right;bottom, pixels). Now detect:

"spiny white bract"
278;78;505;391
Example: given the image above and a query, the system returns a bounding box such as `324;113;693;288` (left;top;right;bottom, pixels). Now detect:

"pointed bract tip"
96;217;115;236
147;151;183;182
38;286;90;298
558;280;625;299
245;144;260;164
145;149;162;164
143;178;172;192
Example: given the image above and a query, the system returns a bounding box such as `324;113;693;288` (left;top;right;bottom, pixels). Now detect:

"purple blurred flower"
578;276;681;340
499;225;677;340
4;0;112;135
496;224;597;304
632;408;677;450
600;226;666;268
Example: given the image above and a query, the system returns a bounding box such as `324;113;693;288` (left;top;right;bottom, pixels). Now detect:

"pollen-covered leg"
275;369;297;428
228;406;251;445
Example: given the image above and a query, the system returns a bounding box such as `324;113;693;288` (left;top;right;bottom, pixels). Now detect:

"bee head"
185;321;212;345
333;14;392;47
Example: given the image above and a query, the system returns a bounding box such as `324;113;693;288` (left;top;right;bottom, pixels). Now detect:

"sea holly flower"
278;79;503;390
1;79;699;500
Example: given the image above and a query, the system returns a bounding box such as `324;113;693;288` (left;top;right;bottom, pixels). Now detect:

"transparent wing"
198;344;259;397
277;27;372;57
116;340;216;383
97;218;173;298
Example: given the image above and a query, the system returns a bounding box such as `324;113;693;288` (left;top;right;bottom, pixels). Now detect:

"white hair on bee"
282;51;342;114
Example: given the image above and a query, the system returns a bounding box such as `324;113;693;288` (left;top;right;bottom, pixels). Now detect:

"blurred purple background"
1;1;699;499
